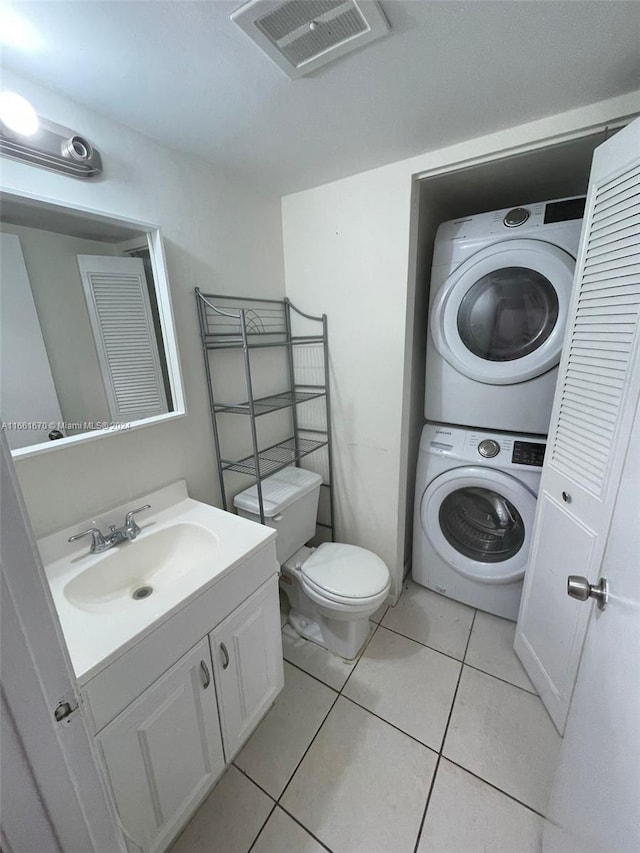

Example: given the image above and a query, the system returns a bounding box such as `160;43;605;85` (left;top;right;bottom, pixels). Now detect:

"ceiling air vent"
231;0;390;79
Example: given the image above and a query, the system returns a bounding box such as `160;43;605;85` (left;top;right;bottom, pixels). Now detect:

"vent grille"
257;1;343;40
550;163;640;494
232;0;389;79
258;2;367;65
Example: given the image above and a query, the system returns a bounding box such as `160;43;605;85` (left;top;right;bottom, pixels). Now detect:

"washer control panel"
503;207;530;228
512;440;546;467
478;439;500;458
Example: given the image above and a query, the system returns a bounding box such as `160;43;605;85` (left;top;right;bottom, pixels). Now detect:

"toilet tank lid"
301;543;390;598
233;466;322;517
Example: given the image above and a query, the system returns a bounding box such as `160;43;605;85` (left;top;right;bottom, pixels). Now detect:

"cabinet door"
98;638;224;853
210;575;284;760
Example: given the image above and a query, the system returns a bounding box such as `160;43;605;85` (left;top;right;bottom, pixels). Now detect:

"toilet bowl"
234;468;391;660
281;543;390;659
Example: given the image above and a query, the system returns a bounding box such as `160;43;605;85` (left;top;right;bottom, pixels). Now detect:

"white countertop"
39;481;276;683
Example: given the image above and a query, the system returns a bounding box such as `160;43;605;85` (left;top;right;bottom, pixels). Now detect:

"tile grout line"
281;657;341;694
337;620;381;695
281;601;542;851
412;608;478;853
282;616;383;693
272;621;382;836
232;762;277;803
462;661;538;696
371;609;549;828
340;694;440;754
245;801;278;853
277;804;336;852
276;690;341;804
379;621;472;665
442;757;549;820
379;621;537;697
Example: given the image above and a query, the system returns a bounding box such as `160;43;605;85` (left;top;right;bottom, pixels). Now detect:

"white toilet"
234;467;390;659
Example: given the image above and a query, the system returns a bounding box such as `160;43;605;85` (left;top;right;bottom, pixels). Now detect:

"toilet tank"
233;467;322;564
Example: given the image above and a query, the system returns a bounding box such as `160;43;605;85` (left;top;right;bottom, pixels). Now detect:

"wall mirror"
0;191;185;457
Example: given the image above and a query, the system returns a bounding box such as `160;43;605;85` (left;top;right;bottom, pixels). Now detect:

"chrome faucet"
68;505;151;554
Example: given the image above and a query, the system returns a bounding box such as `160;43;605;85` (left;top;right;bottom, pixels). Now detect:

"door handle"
567;575;609;611
220;642;230;670
200;660;211;689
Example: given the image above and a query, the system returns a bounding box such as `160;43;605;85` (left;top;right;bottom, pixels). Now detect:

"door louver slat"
550;164;640;494
585;238;640;265
589;209;640;239
593;188;640;219
558;404;617;437
594;163;640;201
563;389;618;416
587;222;640;252
582;266;640;286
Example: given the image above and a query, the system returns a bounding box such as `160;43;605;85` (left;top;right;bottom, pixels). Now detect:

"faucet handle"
123;505;151;539
68;527;107;552
125;504;151;526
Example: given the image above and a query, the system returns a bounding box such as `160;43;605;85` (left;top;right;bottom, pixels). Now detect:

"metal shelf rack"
195;289;335;537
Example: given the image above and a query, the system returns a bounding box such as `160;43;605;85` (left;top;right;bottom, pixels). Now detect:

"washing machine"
425;196;585;434
413;422;546;621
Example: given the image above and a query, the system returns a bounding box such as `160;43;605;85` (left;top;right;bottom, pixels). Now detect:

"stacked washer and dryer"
413;197;585;620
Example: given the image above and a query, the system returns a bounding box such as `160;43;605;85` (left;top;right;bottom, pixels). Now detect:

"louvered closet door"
515;119;640;734
77;255;168;423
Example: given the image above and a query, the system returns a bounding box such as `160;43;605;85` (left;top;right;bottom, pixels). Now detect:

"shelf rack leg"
240;308;266;525
284;299;301;463
322;314;336;543
196;288;229;511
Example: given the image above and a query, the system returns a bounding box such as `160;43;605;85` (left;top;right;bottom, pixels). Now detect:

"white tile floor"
171;580;557;853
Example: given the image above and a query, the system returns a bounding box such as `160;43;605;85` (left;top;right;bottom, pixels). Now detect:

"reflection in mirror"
0;193;184;457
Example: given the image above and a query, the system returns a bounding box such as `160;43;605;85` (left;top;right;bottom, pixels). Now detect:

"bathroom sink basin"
64;522;219;612
39;482;277;682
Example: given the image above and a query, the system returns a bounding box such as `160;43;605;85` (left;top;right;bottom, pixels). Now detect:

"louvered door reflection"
77;255;168;424
515;123;640;734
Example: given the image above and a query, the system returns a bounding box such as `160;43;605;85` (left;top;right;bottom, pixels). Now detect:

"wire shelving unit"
195;289;335;538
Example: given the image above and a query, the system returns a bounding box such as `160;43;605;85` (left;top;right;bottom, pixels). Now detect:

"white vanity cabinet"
79;542;283;853
210;576;283;759
98;638;224;853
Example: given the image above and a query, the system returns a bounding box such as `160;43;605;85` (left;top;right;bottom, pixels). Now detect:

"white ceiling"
1;1;639;195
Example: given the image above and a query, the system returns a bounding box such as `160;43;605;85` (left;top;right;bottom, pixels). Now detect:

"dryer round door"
430;239;575;384
420;466;538;584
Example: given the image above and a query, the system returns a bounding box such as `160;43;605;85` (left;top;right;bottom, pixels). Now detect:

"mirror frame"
1;189;186;459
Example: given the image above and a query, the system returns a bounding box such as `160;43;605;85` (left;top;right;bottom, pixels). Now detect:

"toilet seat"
300;542;390;601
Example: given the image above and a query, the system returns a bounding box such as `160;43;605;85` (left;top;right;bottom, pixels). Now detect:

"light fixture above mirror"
0;91;103;178
0;191;185;458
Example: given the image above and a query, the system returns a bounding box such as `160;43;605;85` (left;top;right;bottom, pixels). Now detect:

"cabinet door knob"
200;659;211;689
220;643;230;670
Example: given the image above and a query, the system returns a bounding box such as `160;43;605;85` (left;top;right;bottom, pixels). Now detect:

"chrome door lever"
567;576;609;611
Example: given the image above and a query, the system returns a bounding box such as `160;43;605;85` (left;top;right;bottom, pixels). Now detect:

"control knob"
478;439;500;458
503;207;529;227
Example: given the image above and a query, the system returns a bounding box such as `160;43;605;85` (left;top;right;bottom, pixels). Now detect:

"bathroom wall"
281;90;640;597
1;71;286;537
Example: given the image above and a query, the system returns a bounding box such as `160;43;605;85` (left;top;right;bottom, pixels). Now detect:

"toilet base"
280;545;388;660
287;606;371;660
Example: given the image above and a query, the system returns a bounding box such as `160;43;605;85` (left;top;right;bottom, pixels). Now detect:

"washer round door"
430;239;575;384
420;466;538;584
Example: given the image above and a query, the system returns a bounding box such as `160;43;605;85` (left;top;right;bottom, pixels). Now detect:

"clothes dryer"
413;422;545;621
425;196;584;434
